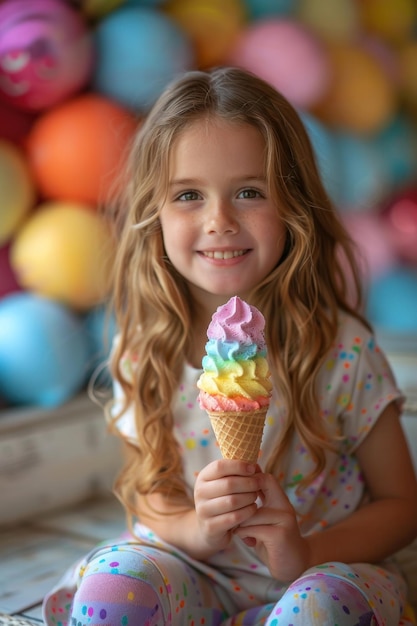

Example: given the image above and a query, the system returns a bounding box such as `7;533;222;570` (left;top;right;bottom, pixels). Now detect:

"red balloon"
382;188;417;265
0;243;22;298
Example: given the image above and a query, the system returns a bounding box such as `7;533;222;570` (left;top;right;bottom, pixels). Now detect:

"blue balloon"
92;6;194;111
0;293;90;407
243;0;297;20
334;131;390;211
300;111;342;207
83;304;118;387
366;268;417;334
371;115;417;190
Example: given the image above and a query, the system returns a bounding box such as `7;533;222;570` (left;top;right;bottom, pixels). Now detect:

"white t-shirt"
112;312;403;603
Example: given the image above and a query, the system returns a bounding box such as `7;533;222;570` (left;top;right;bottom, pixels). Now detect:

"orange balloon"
313;42;397;134
26;94;138;205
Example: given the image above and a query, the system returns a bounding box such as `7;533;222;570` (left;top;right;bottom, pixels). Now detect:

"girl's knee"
71;546;171;626
270;574;374;626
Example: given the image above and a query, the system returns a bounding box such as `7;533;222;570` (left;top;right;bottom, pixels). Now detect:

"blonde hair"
108;66;370;517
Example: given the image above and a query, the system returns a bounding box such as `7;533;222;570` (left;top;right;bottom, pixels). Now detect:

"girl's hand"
194;459;262;553
234;472;310;582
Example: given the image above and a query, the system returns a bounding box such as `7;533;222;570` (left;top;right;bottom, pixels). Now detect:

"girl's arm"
135;459;263;560
235;401;417;581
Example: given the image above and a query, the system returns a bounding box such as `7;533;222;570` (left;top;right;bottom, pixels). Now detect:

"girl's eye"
238;188;262;199
177;190;200;201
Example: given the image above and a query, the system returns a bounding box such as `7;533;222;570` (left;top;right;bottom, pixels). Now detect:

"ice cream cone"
207;406;267;464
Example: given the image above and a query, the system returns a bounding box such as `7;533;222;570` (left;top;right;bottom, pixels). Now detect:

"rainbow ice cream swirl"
197;296;272;413
197;296;272;462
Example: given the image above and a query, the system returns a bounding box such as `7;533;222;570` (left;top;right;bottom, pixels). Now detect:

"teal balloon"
0;293;89;407
92;6;194;111
334;131;389;211
300;111;342;207
367;268;417;333
84;304;118;386
371;115;417;190
243;0;298;20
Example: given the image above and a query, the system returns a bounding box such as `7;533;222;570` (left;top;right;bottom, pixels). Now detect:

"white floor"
0;495;126;624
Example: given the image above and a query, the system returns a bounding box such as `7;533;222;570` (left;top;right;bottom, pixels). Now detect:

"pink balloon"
342;212;397;281
382;188;417;265
227;19;330;109
0;0;95;111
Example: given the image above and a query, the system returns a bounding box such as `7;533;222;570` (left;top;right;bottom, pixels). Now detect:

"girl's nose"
204;200;239;235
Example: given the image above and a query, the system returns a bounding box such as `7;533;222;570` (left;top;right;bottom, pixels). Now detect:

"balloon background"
0;0;416;407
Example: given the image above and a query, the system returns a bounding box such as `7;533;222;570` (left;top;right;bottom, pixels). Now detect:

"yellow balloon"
164;0;247;68
360;0;417;44
313;42;397;134
297;0;360;42
11;202;115;311
0;140;35;246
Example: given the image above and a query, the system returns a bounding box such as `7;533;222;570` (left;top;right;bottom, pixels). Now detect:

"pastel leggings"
43;541;412;626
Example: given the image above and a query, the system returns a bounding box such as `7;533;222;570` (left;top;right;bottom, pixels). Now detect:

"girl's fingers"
200;459;258;480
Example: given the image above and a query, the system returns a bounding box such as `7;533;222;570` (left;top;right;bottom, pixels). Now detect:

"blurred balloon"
296;0;360;42
359;0;417;45
0;244;21;298
243;0;295;20
371;115;417;190
313;42;397;134
0;139;35;246
398;40;417;119
342;212;397;282
78;0;169;19
300;111;342;206
0;292;89;407
0;0;95;111
227;18;330;109
92;6;194;111
26;94;136;205
79;0;125;18
381;188;417;265
11;202;115;311
366;267;417;333
164;0;246;69
333;131;389;211
360;35;400;86
84;304;118;385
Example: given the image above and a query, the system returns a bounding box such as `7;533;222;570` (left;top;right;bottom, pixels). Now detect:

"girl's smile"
159;116;287;307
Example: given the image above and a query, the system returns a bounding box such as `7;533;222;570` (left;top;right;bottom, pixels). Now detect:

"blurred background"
0;0;416;410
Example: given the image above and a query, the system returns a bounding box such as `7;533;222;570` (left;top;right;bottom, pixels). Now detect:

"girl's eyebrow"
169;175;267;187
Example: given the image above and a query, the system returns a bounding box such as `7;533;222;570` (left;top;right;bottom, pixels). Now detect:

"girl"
44;67;417;626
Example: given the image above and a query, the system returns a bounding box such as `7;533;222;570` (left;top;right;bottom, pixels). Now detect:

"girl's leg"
221;562;407;626
44;541;227;626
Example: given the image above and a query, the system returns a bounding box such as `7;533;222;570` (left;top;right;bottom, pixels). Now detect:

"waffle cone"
207;406;267;464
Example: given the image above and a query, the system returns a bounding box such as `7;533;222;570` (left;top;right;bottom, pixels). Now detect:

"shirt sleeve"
332;317;404;453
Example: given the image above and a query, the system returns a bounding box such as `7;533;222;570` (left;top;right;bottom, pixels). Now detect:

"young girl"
44;67;417;626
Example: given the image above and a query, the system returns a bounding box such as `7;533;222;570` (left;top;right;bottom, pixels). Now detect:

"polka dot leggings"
43;543;413;626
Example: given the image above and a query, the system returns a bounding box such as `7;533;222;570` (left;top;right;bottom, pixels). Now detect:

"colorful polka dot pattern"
43;540;411;625
42;313;411;625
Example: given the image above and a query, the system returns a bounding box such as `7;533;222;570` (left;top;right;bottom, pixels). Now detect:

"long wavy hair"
108;66;370;517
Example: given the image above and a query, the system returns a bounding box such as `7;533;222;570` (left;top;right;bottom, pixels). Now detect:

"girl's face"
159;117;287;310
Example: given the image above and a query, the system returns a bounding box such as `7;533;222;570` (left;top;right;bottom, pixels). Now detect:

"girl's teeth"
205;250;244;259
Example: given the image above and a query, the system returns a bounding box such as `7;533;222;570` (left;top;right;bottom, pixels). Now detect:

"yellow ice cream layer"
197;355;272;399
